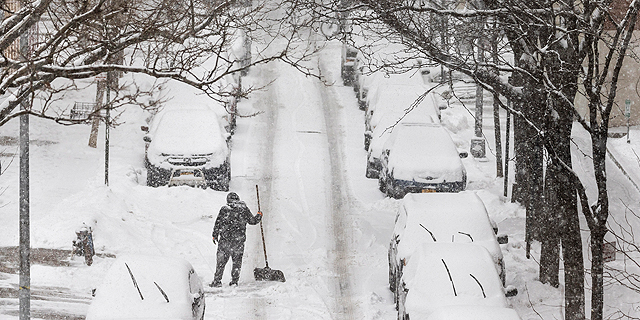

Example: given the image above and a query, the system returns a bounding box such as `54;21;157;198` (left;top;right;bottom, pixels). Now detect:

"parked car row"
341;48;467;198
341;47;519;319
389;193;518;319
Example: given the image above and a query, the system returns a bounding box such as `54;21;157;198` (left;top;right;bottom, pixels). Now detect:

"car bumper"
393;179;465;193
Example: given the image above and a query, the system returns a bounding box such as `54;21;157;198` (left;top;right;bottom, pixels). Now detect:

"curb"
606;147;640;193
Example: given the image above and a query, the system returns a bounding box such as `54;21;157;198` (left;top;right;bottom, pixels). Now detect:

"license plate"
421;189;436;193
180;171;194;176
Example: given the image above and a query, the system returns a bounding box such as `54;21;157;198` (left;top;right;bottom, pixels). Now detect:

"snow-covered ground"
1;36;640;320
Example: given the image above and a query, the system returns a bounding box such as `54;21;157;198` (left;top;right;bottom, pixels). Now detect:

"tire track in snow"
317;65;357;319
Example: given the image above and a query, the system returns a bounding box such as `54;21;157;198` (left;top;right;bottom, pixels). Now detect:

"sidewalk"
607;126;640;192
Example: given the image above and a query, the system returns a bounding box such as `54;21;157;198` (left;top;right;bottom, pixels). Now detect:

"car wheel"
366;161;378;179
220;168;231;192
378;176;387;192
388;265;396;293
385;178;395;198
451;180;465;192
147;165;162;187
386;179;404;199
210;163;230;191
358;100;366;111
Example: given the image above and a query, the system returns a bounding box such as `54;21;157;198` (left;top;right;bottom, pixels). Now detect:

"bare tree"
1;0;319;126
300;0;640;319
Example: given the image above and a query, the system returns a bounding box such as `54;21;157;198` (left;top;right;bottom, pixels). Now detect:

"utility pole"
626;99;631;144
19;3;31;318
471;41;486;158
105;72;111;186
492;21;503;177
504;104;511;198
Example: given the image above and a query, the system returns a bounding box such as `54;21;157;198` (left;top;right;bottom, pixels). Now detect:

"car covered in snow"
86;255;205;320
143;107;231;190
378;123;466;197
426;305;521;320
358;72;426;111
388;192;506;301
341;45;359;86
365;95;440;178
397;243;509;320
364;85;441;152
364;84;441;146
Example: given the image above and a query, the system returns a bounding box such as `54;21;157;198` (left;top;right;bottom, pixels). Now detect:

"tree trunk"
590;229;605;320
590;130;610;320
546;117;584;320
540;164;560;287
493;93;503;178
555;90;585;320
520;79;546;245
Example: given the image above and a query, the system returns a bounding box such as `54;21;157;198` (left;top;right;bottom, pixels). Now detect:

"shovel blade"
254;266;286;282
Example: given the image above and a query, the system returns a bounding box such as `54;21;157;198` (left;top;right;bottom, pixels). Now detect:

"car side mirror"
459;151;468;158
497;234;509;244
438;104;448;110
141;125;149;133
505;285;518;297
143;136;152;143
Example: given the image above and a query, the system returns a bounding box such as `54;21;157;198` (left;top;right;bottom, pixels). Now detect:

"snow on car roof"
395;192;502;264
369;86;440;131
366;76;426;109
368;84;432;117
427;306;521;320
148;109;228;157
86;255;200;320
402;243;507;318
383;124;464;181
368;95;439;159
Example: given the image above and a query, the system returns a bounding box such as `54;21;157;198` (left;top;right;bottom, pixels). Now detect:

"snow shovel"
253;185;286;282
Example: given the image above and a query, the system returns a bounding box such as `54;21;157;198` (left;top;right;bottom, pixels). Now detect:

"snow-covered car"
427;305;521;320
364;85;441;152
356;71;382;110
358;72;425;111
143;108;231;190
364;84;439;143
378;123;467;197
388;192;506;302
341;45;359;86
365;96;440;178
86;255;205;320
397;243;509;320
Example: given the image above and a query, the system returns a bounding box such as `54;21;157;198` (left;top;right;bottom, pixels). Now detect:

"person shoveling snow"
211;192;262;287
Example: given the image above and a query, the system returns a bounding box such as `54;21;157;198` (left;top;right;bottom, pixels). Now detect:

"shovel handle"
256;185;261;212
256;185;269;268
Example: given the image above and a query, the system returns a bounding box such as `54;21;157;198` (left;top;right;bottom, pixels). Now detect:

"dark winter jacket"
212;201;261;244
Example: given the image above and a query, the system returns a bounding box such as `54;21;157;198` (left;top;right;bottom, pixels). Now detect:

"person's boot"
229;280;238;286
210;280;222;288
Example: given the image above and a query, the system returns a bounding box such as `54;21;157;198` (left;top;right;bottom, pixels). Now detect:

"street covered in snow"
3;5;640;320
